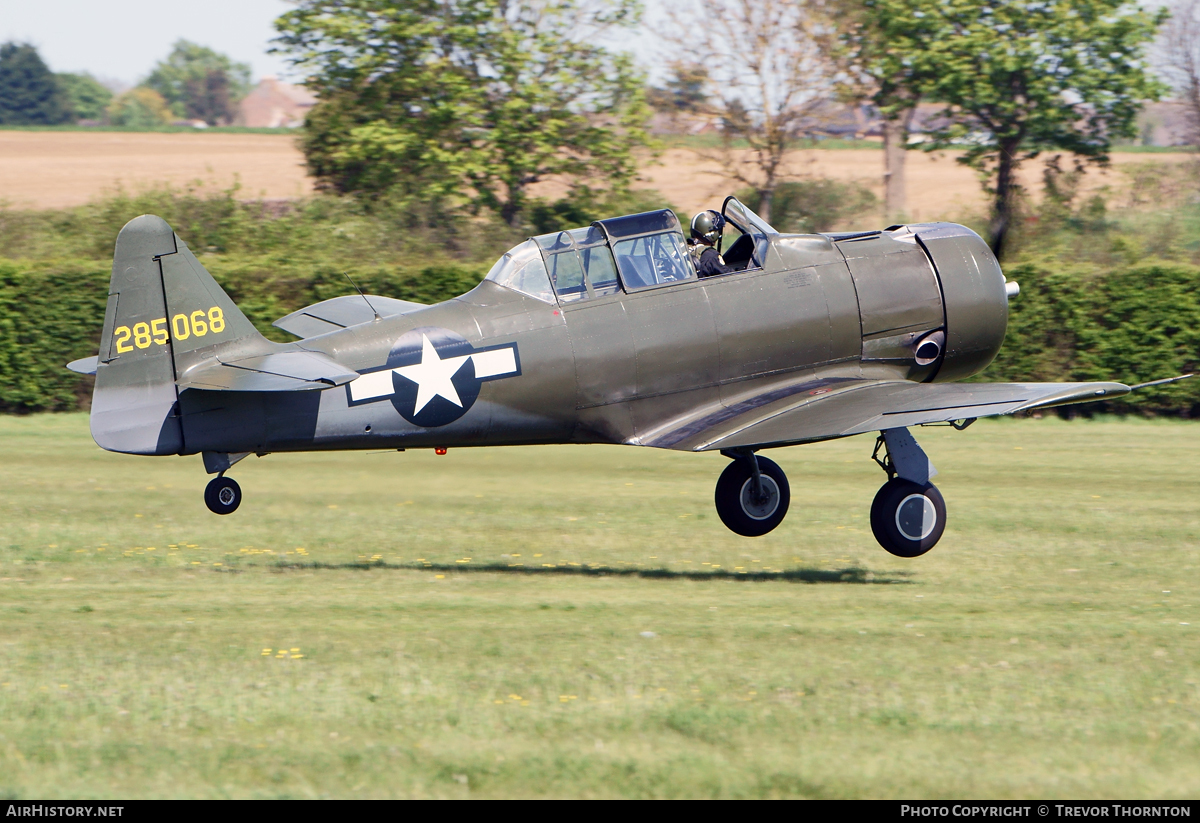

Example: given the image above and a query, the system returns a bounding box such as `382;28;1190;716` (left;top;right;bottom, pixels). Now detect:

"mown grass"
0;414;1197;798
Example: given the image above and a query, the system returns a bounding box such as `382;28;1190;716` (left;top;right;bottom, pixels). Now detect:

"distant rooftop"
239;77;317;129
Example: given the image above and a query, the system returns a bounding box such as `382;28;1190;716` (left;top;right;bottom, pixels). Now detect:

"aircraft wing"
272;294;426;338
176;350;360;392
644;378;1130;452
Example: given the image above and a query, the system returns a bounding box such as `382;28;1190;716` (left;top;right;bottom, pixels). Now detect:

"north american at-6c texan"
66;198;1187;557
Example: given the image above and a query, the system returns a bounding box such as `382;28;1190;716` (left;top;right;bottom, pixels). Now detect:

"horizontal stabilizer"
273;295;426;338
67;356;98;375
177;350;359;392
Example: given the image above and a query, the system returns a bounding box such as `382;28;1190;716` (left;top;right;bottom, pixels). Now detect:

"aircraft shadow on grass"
267;561;914;585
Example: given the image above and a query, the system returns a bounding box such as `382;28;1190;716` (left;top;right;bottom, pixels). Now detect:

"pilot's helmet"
690;210;724;245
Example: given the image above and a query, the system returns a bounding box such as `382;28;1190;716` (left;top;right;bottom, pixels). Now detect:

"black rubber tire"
714;456;790;537
870;478;946;558
204;476;242;516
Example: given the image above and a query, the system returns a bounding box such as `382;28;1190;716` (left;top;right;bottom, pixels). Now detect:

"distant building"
647;111;721;136
238;77;317;129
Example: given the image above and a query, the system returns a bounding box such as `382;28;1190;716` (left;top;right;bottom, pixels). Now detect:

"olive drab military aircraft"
66;198;1190;557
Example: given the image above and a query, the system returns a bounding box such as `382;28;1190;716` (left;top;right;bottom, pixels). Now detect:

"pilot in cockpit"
687;210;733;278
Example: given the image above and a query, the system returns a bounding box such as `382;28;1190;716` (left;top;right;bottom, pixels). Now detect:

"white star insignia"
346;335;519;410
391;334;471;414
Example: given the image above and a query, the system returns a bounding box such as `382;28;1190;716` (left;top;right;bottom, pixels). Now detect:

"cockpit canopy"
485;197;776;304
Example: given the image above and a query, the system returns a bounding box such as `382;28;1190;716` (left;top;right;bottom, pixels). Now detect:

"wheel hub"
218;487;236;506
895;493;937;541
739;476;780;520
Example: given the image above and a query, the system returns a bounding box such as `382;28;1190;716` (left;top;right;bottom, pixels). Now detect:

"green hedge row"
2;257;1197;415
979;261;1200;416
0;258;488;413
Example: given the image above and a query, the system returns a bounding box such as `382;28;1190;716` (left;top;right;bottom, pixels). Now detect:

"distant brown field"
0;130;1190;224
630;147;1195;224
0;131;313;209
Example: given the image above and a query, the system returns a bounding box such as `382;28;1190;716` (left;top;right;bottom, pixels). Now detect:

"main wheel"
870;478;945;557
714;456;790;537
204;476;242;515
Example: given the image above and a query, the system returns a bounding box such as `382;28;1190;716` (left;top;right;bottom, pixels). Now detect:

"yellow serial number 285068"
113;307;226;354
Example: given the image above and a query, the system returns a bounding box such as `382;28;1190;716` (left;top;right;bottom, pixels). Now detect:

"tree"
914;0;1166;260
1160;0;1200;146
183;70;235;125
0;42;68;125
273;0;651;226
663;0;838;223
144;40;251;125
647;63;708;114
107;87;173;128
834;0;943;222
56;72;113;121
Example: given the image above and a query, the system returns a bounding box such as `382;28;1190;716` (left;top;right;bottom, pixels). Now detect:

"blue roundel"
385;327;482;427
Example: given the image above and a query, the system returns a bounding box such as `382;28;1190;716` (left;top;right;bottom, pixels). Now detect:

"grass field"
1;413;1198;798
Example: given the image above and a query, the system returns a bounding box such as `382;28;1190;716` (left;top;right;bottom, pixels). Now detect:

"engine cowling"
906;223;1009;383
831;222;1008;383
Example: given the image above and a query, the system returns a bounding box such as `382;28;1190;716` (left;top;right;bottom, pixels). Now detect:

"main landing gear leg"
869;428;946;558
714;449;791;537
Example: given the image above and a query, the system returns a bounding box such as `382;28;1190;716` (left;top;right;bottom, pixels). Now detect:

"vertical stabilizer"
91;214;269;455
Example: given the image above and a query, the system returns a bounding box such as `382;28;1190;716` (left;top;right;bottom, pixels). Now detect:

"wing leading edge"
644;379;1131;452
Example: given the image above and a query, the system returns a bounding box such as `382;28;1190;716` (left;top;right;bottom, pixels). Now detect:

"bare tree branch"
1160;0;1200;146
662;0;837;221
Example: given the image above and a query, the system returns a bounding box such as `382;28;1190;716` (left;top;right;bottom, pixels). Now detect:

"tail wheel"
204;476;242;515
870;478;945;557
714;456;790;537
